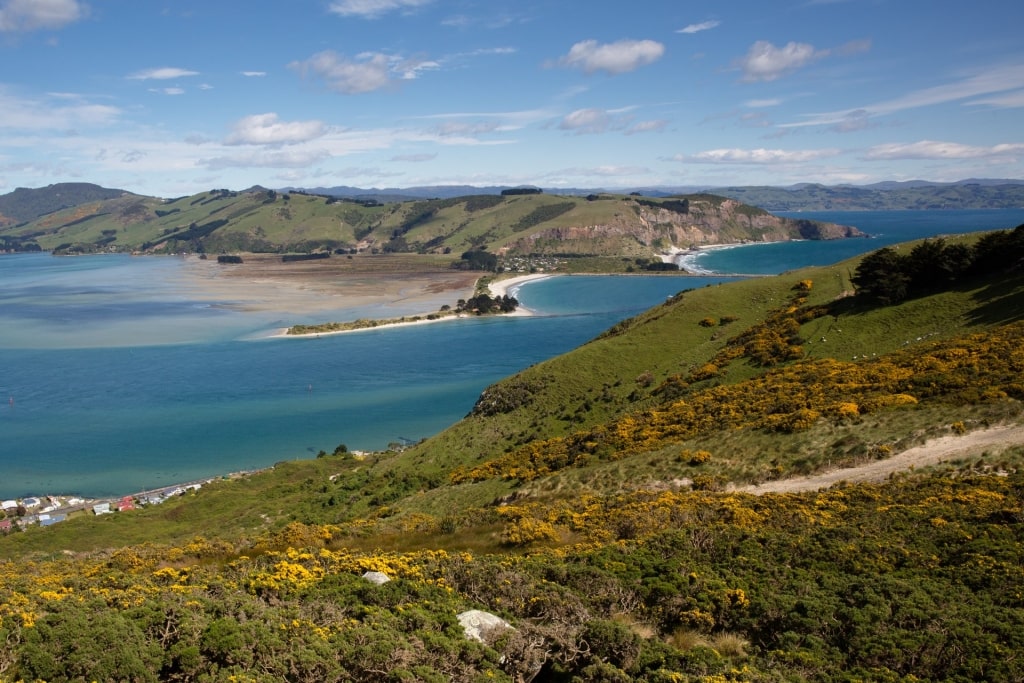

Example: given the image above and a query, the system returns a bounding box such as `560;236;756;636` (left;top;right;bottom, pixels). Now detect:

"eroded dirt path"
735;423;1024;495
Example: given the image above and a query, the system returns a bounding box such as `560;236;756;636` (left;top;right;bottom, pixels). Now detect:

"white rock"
457;609;512;643
362;570;391;585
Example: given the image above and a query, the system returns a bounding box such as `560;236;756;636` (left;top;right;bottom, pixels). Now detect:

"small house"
40;514;66;527
93;502;111;515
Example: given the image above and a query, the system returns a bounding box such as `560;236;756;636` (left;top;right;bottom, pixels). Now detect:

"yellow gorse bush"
453;319;1024;484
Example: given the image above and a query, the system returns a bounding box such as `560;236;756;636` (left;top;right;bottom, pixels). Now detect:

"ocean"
2;208;1023;499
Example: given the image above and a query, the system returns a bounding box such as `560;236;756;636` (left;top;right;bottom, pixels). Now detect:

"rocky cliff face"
505;195;864;256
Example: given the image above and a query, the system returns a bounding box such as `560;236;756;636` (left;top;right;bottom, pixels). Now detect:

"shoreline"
3;268;561;510
664;241;786;276
272;271;555;338
486;272;555;299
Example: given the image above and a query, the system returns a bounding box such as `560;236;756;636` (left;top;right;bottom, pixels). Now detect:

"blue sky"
1;0;1023;197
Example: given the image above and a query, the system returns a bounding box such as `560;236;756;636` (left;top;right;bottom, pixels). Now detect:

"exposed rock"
504;194;864;256
362;571;391;585
457;609;513;643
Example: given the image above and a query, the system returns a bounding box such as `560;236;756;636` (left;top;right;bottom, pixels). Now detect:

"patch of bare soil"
736;423;1024;495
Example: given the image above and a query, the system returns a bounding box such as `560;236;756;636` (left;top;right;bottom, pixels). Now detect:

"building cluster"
500;255;567;273
0;482;205;534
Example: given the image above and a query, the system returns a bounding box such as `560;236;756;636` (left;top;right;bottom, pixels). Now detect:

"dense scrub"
452;293;1024;485
1;473;1021;681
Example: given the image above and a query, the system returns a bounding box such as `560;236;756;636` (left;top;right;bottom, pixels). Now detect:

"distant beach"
270;271;554;338
664;242;777;275
486;272;554;300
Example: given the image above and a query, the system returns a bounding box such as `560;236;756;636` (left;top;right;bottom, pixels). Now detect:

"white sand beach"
486;272;555;299
268;312;469;339
269;272;556;338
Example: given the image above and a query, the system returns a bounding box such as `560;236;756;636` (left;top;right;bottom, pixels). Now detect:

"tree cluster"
852;225;1024;305
453;250;498;271
455;293;518;315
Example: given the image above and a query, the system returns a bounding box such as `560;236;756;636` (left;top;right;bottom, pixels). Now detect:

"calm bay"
2;208;1023;499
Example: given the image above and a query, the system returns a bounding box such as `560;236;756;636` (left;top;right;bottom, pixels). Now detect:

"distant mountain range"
291;178;1024;211
2;179;1021;227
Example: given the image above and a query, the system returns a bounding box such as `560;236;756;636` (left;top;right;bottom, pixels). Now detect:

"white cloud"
224;113;327;146
874;63;1024;114
241;71;266;78
864;140;1024;160
737;41;823;82
556;107;662;136
686;147;842;163
544;165;651;180
784;62;1024;128
432;120;501;137
0;0;85;32
745;98;781;108
737;39;870;82
390;153;436;162
201;148;332;170
626;119;668;134
557;39;665;75
128;67;200;81
149;87;185;96
416;108;552;125
327;0;432;19
967;89;1024;108
677;20;720;34
397;57;440;80
0;88;119;130
290;50;394;94
559;108;612;134
831;109;872;133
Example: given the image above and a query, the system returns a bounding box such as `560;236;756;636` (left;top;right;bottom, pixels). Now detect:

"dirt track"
736;423;1024;494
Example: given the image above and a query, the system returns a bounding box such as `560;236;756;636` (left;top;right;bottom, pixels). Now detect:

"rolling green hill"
0;182;130;227
1;227;1022;682
0;186;861;257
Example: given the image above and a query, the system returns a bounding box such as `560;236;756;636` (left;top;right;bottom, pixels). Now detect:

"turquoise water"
0;256;735;498
679;209;1024;275
2;208;1023;499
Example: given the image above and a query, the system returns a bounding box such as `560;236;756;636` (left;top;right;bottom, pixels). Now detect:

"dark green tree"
851;247;910;305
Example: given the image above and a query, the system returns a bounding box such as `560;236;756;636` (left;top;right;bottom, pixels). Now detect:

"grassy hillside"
0;182;129;227
1;227;1022;681
0;187;858;258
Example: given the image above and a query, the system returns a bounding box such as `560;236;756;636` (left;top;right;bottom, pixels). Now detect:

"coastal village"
0;478;217;535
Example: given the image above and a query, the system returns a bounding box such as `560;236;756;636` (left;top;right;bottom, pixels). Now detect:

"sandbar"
272;272;556;337
173;254;561;338
175;253;479;317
